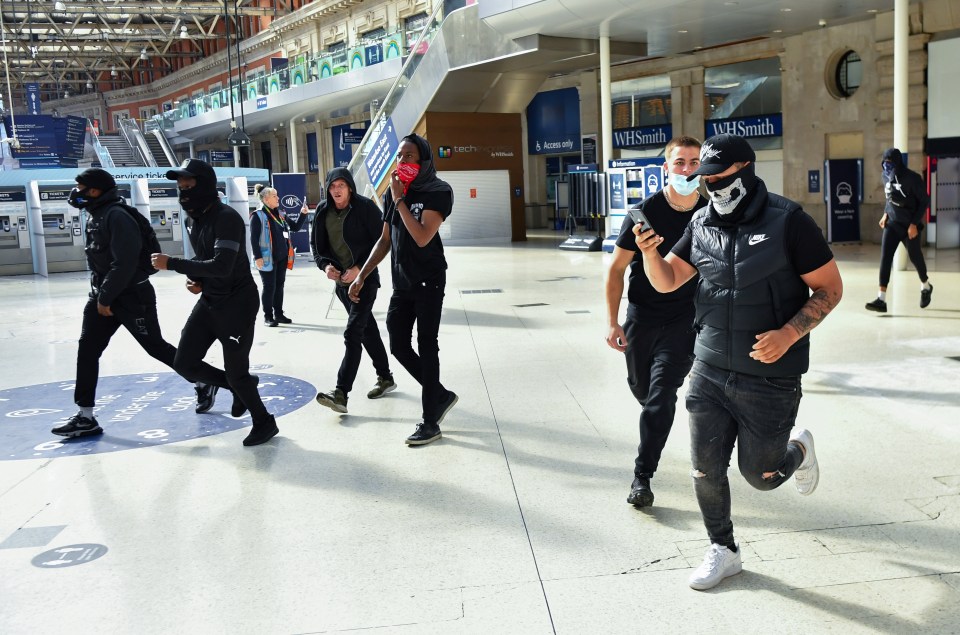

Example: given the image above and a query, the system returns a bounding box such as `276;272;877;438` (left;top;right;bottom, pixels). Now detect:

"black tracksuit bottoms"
173;285;269;422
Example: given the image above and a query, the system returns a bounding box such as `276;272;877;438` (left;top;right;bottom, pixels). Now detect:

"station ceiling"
0;0;914;103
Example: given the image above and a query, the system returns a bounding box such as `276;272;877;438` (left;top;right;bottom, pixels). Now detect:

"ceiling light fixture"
140;48;148;60
111;66;117;77
781;7;792;12
86;80;93;89
54;1;66;10
773;29;783;33
678;29;688;34
180;25;189;39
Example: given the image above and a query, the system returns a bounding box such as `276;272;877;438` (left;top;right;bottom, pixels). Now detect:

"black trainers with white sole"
51;412;104;438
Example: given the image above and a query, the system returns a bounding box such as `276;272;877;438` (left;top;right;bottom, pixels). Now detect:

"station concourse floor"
1;232;958;634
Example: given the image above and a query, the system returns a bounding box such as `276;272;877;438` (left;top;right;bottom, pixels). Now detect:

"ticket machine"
139;180;184;257
0;186;33;275
36;183;86;273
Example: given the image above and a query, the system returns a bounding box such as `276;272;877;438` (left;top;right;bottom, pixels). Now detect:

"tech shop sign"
706;114;782;139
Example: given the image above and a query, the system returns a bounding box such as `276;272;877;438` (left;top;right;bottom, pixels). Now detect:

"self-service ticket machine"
135;180;184;257
0;186;34;275
35;183;87;273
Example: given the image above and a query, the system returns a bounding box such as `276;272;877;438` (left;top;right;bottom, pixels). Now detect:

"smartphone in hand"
628;207;657;236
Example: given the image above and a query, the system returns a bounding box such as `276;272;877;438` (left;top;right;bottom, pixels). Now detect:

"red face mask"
396;162;420;194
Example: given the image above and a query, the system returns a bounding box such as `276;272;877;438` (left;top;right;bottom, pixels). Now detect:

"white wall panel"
436;170;512;245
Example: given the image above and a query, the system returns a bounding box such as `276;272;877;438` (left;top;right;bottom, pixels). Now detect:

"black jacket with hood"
310;167;384;286
882;148;928;227
84;187;147;306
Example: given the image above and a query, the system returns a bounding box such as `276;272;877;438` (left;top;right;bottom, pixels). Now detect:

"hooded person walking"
348;133;458;446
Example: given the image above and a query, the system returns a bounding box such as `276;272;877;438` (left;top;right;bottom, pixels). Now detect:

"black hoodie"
83;187;144;305
382;134;454;289
310;167;384;286
882;148;928;226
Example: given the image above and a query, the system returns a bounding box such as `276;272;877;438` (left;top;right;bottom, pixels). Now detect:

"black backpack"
110;202;163;275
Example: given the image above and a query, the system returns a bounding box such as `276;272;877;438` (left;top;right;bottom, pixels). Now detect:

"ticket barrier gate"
0;187;33;275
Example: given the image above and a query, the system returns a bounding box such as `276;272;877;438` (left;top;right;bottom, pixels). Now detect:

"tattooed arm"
749;259;844;364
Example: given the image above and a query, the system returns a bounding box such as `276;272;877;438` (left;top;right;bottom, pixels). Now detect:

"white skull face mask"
704;163;757;216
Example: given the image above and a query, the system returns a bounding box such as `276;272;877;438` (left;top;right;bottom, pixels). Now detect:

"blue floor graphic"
0;372;315;460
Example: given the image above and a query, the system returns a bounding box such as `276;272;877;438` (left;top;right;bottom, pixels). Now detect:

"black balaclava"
69;168;117;209
167;158;219;217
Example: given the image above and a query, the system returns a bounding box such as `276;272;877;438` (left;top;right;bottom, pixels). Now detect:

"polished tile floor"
1;232;958;633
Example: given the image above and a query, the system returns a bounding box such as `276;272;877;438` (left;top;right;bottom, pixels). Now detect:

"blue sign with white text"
613;125;672;149
706;114;782;138
210;150;233;163
609;173;625;209
364;117;400;188
306;132;319;173
808;170;821;193
25;83;42;115
257;97;268;110
527;88;581;155
568;163;598;173
331;123;368;168
365;44;384;66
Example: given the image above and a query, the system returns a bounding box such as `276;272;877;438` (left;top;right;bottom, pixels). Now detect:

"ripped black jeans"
686;359;805;549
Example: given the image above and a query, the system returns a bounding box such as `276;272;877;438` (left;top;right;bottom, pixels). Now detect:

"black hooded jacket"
84;186;146;306
310;167;384;286
882;148;928;226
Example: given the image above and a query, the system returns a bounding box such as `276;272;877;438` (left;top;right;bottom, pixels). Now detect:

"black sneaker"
230;375;258;417
274;313;293;324
264;315;278;327
627;476;655;507
435;390;459;425
195;384;219;414
243;415;279;446
920;284;933;309
51;412;103;438
367;376;397;399
865;298;887;313
406;421;441;446
316;388;348;413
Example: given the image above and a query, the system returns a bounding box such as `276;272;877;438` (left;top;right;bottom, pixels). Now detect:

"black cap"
75;167;116;192
166;158;216;183
686;133;756;181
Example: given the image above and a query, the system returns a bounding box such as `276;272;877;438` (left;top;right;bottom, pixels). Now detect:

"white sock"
80;406;94;419
922;281;931;291
878;291;887;301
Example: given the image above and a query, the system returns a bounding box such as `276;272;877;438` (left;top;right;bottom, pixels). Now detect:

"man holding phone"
604;136;706;508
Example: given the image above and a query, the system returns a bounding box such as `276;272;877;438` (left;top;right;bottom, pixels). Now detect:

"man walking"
349;134;457;446
636;134;843;590
865;147;932;312
311;167;396;413
151;158;278;447
52;168;215;438
605;136;706;507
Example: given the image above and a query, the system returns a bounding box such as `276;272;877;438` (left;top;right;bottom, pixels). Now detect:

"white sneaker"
688;543;742;590
790;428;819;496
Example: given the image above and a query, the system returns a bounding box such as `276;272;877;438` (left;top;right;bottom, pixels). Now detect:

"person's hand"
96;302;113;317
255;257;264;270
324;264;341;281
633;224;662;255
348;276;364;303
150;253;169;270
750;327;799;364
879;214;888;229
340;266;360;285
907;223;918;239
301;205;309;215
186;279;202;295
605;324;628;352
389;170;404;202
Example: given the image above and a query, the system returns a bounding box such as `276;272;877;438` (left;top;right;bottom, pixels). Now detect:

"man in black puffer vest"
635;134;843;591
52;168;212;439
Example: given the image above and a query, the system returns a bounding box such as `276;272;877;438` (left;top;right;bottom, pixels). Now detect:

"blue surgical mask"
668;172;701;196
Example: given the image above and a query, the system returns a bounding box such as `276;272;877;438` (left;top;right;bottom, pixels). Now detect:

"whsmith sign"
706;114;782;139
613;125;671;149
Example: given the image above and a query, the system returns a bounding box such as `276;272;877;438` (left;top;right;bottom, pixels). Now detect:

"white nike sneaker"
790;428;819;496
689;543;742;590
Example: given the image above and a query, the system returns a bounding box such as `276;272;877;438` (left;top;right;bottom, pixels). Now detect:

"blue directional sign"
25;83;41;115
364;117;400;188
0;372;315;461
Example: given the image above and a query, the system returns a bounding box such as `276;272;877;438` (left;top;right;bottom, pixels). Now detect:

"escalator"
347;2;644;198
